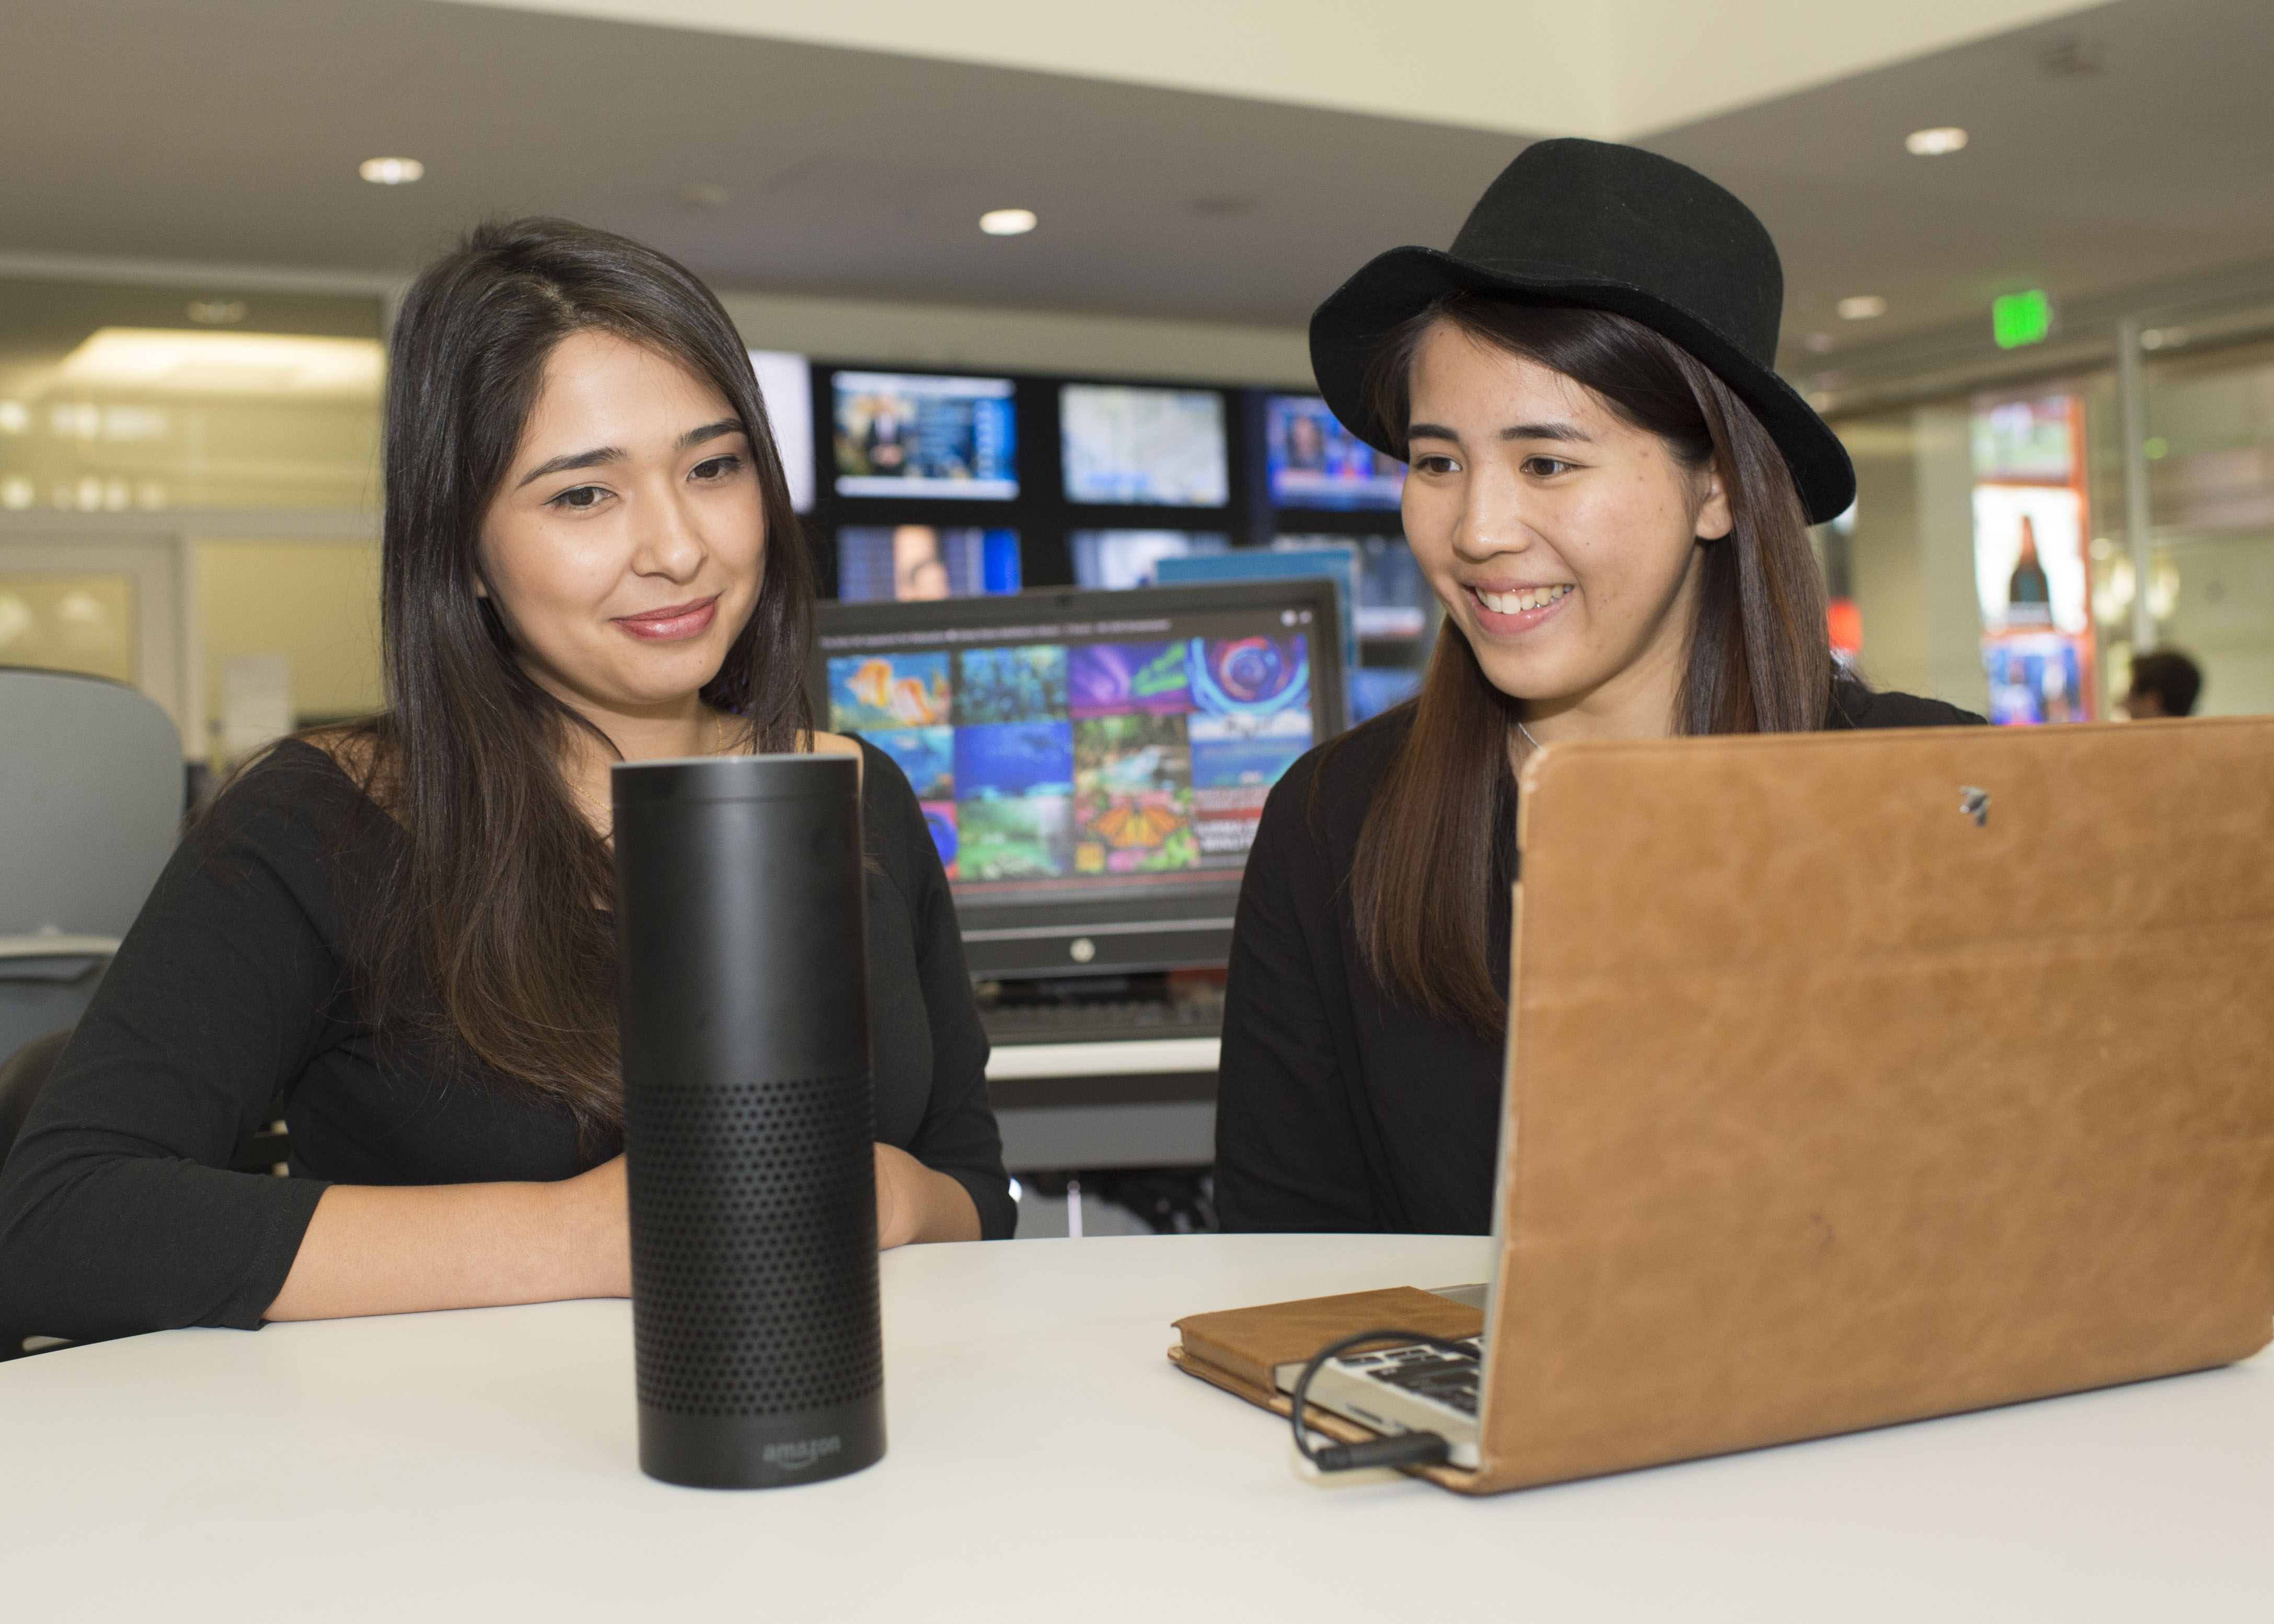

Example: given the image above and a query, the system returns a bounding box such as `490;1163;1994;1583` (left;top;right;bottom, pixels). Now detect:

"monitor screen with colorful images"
813;581;1346;976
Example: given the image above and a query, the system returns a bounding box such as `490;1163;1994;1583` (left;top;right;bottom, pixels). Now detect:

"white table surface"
6;1232;2271;1622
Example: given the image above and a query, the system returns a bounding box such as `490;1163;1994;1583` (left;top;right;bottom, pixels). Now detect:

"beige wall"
196;538;384;744
719;288;1311;387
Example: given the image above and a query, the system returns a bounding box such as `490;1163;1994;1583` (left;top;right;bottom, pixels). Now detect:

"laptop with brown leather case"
1173;717;2274;1494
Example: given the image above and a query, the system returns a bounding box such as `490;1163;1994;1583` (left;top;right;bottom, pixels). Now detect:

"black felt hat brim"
1310;246;1855;526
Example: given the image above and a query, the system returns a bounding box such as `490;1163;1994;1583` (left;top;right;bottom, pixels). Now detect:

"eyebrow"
1404;420;1595;446
514;418;748;490
1501;421;1593;444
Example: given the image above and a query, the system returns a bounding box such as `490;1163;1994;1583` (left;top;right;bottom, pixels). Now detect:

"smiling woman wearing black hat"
1215;140;1982;1236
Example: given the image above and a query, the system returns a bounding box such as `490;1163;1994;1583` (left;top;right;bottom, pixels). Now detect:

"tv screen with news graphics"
832;370;1018;500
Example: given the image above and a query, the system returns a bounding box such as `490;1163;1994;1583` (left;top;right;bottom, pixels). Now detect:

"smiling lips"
1469;582;1574;631
613;596;719;642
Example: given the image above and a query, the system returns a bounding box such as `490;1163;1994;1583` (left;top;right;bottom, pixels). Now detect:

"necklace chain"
1517;719;1543;755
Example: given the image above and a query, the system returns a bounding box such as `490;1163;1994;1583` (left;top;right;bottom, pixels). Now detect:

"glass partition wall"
1825;309;2274;722
2122;336;2274;716
0;277;386;769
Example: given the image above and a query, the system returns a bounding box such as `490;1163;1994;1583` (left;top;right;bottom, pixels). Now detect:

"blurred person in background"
2121;649;2202;718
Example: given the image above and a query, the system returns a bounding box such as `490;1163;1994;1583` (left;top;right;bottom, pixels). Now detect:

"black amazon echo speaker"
613;753;884;1490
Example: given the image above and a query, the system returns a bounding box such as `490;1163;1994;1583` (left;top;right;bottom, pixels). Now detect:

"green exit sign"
1992;289;2052;349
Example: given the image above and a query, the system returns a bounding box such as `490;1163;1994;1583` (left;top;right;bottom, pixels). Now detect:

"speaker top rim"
612;752;859;807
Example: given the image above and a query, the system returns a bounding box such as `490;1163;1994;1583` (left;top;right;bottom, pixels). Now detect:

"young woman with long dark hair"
1214;141;1980;1234
0;220;1012;1339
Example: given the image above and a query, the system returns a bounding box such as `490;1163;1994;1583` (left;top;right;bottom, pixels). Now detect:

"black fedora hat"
1310;138;1854;525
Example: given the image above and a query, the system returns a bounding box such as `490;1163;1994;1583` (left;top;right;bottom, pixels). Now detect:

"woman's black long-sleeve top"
1215;683;1985;1236
0;737;1014;1341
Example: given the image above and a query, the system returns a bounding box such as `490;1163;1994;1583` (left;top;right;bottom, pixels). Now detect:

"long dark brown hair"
337;217;813;1137
1348;294;1829;1034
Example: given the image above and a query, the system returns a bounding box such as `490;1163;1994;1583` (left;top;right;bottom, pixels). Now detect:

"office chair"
0;668;183;1063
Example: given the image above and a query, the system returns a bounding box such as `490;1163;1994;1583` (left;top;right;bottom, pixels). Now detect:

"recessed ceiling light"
1804;332;1835;354
1904;127;1968;157
359;157;424;185
979;208;1037;237
1837;296;1888;321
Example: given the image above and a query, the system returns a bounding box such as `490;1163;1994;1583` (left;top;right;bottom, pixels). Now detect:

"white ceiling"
441;0;2096;142
0;0;2267;374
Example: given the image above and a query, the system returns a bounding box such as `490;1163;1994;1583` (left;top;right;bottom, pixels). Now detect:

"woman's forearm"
904;1164;982;1244
265;1158;627;1321
874;1142;982;1247
269;1141;978;1321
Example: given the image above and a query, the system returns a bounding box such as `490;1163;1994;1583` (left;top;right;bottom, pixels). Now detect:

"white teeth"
1476;584;1572;614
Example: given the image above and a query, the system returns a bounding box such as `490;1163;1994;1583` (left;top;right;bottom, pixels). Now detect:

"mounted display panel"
1067;529;1230;590
747;351;815;513
832;370;1018;500
812;578;1345;979
1264;392;1405;511
1059;384;1229;507
835;526;1022;601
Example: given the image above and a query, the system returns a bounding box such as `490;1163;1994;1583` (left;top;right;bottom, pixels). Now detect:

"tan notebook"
1175;717;2274;1494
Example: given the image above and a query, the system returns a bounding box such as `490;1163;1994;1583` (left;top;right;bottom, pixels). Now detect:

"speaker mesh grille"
627;1071;883;1417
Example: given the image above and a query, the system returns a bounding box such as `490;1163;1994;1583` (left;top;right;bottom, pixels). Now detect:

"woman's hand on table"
267;1142;973;1323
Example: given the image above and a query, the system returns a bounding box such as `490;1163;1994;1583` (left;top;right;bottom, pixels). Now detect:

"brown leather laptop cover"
1170;1288;1487;1489
1175;717;2274;1494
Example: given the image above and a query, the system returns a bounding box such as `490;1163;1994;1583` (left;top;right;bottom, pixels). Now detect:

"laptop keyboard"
1338;1341;1484;1418
977;994;1223;1045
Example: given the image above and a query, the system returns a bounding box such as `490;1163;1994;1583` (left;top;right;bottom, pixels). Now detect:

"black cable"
1287;1327;1476;1472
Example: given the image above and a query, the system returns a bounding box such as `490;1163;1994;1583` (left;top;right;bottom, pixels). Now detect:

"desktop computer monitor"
1153;543;1360;677
811;578;1346;980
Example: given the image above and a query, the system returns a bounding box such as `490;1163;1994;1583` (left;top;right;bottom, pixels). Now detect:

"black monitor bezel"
811;577;1348;982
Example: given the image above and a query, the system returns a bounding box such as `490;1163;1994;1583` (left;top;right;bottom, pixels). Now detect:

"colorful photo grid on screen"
832;372;1018;500
828;634;1313;884
1266;394;1404;511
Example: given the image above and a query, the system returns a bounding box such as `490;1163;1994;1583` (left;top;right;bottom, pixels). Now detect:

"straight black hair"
334;217;813;1138
1346;294;1830;1034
